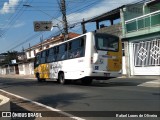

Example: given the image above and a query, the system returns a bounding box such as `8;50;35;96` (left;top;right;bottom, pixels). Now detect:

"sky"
0;0;140;53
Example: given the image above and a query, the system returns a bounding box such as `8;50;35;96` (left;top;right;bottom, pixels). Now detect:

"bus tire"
81;78;92;85
36;73;45;82
37;76;42;82
58;72;66;84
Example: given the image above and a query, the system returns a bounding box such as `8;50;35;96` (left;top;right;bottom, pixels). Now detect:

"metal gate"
133;39;160;67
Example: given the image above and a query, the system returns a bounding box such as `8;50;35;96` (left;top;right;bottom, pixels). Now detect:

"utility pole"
60;0;68;37
40;35;43;50
81;19;86;34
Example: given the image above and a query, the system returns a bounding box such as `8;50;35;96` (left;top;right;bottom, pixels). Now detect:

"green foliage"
0;51;18;66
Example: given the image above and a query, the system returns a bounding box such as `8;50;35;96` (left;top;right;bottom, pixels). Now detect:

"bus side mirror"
93;53;98;63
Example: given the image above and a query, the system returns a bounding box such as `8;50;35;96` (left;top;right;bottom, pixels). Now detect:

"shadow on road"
70;78;156;87
0;78;60;89
0;77;157;89
152;93;160;96
34;93;88;109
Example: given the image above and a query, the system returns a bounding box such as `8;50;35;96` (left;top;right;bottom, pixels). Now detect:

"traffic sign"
33;21;53;31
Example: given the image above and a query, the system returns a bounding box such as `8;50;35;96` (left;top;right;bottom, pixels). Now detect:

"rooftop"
25;32;80;51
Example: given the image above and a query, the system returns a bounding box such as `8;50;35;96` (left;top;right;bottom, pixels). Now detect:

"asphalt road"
0;77;160;120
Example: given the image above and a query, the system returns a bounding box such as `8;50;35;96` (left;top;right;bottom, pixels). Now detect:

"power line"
0;0;29;38
8;32;44;52
1;0;127;52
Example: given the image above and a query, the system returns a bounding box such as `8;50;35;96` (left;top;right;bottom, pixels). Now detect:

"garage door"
132;38;160;75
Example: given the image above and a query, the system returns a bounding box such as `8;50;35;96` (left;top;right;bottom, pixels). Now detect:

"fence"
125;10;160;33
133;38;160;66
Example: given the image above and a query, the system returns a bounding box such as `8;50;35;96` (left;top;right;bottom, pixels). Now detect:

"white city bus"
34;31;122;85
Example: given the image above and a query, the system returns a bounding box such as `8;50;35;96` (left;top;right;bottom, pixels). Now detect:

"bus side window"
47;48;52;63
46;49;49;61
54;47;57;54
61;43;67;60
72;39;80;58
68;37;86;59
56;44;67;61
53;47;57;62
68;42;74;59
34;53;40;67
56;46;59;54
41;51;46;64
80;37;85;57
53;47;57;61
80;37;84;47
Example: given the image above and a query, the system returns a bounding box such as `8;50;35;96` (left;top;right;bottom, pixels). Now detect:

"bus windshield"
95;33;119;51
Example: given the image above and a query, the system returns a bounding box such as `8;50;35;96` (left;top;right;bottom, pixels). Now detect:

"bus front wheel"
37;77;44;82
36;72;45;82
58;72;66;84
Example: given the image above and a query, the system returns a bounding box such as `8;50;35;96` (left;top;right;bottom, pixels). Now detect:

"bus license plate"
104;73;110;77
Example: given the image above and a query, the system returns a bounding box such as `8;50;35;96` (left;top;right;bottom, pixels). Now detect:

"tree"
4;51;18;64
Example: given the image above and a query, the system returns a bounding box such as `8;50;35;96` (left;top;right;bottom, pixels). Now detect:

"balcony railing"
125;10;160;33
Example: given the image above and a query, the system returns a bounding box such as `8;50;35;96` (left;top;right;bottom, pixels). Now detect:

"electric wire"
1;0;134;53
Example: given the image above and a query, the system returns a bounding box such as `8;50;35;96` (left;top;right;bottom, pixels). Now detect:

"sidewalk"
129;75;160;88
138;79;160;88
0;74;35;79
0;90;76;120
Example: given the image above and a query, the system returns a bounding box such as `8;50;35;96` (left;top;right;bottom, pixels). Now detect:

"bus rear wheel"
58;72;66;84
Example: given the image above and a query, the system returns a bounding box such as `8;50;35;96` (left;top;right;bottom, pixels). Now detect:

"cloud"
59;0;140;32
0;20;25;30
13;21;25;28
50;0;140;33
67;0;140;23
52;0;140;28
0;0;20;14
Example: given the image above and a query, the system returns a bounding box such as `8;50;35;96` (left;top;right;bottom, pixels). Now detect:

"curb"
0;75;35;79
0;90;84;120
138;80;160;88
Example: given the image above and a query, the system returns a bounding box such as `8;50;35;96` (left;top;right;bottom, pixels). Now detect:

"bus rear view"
83;32;122;84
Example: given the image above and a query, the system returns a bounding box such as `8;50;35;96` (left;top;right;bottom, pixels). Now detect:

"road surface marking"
0;89;85;120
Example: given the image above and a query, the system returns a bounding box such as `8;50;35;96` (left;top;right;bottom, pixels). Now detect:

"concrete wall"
18;62;34;75
0;66;16;75
0;62;34;75
0;68;6;75
96;24;122;37
18;64;25;75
